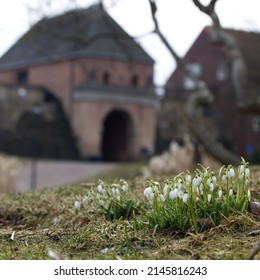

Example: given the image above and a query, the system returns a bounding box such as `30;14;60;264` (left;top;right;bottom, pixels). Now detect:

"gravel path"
15;160;117;192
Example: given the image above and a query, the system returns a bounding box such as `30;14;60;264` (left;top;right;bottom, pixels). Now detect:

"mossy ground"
0;163;259;260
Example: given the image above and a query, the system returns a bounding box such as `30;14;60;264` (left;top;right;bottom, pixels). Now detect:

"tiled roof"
0;4;153;70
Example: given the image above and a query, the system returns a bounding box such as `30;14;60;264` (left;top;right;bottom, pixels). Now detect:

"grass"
0;163;259;260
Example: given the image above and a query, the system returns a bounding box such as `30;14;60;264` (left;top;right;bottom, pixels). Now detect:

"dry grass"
0;154;21;193
0;162;259;260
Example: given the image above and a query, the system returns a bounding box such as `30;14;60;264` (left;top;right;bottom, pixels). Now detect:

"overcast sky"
0;0;259;85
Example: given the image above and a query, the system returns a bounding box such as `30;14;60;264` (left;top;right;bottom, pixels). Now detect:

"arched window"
131;75;138;87
103;72;110;85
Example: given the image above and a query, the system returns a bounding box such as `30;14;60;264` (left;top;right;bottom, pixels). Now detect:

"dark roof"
0;4;153;70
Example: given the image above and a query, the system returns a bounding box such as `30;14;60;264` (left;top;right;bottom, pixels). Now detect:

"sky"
0;0;260;86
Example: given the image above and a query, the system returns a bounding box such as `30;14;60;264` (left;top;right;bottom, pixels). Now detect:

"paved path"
15;160;117;192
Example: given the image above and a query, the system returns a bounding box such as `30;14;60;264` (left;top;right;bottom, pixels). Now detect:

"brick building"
0;5;157;161
161;27;260;161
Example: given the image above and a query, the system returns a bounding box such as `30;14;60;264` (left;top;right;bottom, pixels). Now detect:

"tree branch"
148;0;185;68
148;0;241;165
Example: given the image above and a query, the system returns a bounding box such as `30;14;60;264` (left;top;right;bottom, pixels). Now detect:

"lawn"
0;163;259;260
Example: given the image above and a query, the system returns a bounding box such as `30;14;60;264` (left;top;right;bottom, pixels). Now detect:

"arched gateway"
102;110;133;161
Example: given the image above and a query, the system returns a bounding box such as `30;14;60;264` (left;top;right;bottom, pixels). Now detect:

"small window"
17;70;28;85
252;116;260;132
187;63;202;78
183;76;196;90
131;75;138;87
102;72;110;85
216;62;229;81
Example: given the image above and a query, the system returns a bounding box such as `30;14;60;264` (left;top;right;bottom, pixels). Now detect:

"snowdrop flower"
178;183;183;191
182;193;189;203
239;165;245;174
74;200;81;210
144;187;153;198
222;174;226;182
102;189;107;195
99;199;105;206
115;188;120;196
192;176;202;188
212;176;217;184
186;174;191;184
207;178;211;186
207;194;212;203
229;189;233;197
209;183;214;192
169;188;179;200
159;194;165;202
248;189;251;201
163;184;169;196
121;184;128;192
97;184;103;193
227;168;235;178
196;196;200;202
218;189;223;199
245;168;250;178
199;183;204;193
111;188;116;194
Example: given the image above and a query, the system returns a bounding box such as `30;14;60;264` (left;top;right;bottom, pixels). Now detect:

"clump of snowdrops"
75;179;140;220
74;159;251;233
143;158;251;232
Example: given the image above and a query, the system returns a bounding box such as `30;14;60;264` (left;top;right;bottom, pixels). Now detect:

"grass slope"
0;164;259;260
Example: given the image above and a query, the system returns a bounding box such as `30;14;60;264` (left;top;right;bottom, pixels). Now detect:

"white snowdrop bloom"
115;188;120;195
121;184;128;192
178;183;183;191
227;168;235;178
207;178;211;186
186;174;191;184
111;188;116;194
248;189;251;201
210;183;214;192
222;174;226;181
97;184;103;193
159;194;165;202
239;165;245;174
207;194;212;203
229;189;233;197
182;193;189;203
245;168;250;178
99;199;105;206
193;176;202;188
218;189;223;199
74;200;81;210
212;176;217;184
196;196;200;202
178;190;183;199
199;183;204;193
144;187;153;197
170;188;179;200
163;184;169;196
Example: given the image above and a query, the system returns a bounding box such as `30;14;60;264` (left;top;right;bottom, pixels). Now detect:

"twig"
148;0;185;68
